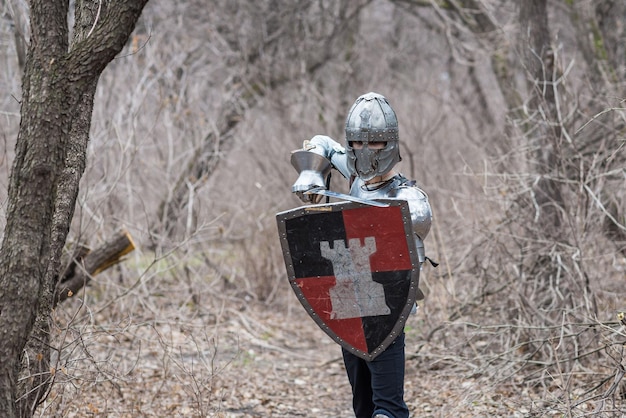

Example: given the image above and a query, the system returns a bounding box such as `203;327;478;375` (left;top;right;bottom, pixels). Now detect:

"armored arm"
290;135;351;203
390;186;432;264
302;135;351;179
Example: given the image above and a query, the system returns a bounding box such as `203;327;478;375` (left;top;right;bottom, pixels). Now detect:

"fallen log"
54;229;136;307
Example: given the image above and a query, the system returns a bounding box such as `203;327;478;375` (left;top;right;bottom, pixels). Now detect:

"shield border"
276;199;420;361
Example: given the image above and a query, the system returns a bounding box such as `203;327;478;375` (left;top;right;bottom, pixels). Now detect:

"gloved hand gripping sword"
290;150;332;204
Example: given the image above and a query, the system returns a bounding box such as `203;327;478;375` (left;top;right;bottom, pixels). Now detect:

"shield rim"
276;199;420;361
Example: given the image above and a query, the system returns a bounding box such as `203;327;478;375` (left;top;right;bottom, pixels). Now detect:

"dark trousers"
341;333;409;418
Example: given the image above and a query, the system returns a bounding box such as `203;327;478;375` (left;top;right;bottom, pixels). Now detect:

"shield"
276;199;420;361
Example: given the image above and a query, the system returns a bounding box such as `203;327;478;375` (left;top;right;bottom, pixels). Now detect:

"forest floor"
44;291;610;418
192;303;536;418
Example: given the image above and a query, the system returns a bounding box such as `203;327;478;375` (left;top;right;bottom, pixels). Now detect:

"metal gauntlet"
290;150;331;203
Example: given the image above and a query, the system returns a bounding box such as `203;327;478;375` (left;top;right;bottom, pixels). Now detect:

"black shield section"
284;211;345;279
363;270;412;352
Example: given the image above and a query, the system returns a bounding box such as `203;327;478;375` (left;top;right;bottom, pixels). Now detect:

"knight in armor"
290;92;433;418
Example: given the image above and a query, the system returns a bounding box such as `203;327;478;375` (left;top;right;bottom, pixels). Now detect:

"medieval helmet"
345;92;401;181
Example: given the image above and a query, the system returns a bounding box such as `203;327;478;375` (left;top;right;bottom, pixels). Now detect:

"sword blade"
305;188;389;208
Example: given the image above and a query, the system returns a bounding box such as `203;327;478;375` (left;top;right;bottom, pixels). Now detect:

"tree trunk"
519;0;564;235
0;2;148;417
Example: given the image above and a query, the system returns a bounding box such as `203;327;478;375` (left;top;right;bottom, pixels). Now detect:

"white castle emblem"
320;237;390;319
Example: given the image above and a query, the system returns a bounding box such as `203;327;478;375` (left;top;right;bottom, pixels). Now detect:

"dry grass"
33;236;625;418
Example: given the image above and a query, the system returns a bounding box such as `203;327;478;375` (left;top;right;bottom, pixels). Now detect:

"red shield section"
276;200;420;361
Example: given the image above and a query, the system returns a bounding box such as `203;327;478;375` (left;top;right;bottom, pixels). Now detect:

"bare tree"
384;1;624;408
0;1;148;417
151;0;370;242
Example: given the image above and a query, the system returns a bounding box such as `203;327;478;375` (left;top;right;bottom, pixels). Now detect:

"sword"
304;187;389;208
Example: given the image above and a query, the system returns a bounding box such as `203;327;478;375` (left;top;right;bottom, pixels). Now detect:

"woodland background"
0;0;625;417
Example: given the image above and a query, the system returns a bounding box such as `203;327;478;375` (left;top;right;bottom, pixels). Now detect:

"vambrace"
304;135;351;179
